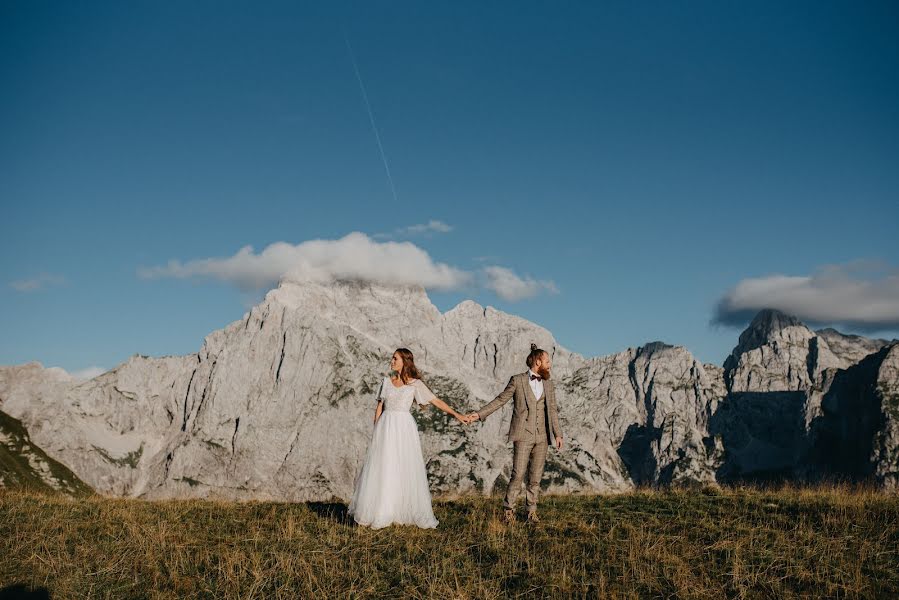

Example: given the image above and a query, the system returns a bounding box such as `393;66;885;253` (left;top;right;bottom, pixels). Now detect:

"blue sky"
2;1;898;377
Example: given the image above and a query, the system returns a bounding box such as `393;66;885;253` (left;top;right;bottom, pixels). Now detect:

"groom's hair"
395;347;423;383
526;343;547;368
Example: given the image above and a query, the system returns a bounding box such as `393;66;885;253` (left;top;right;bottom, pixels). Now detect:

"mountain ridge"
1;279;897;498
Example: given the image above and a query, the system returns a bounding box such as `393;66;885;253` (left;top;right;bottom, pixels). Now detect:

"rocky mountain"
0;408;93;495
723;308;843;392
1;279;896;500
715;309;898;485
815;328;893;369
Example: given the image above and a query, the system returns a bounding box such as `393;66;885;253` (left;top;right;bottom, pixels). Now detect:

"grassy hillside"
1;484;897;599
0;409;94;497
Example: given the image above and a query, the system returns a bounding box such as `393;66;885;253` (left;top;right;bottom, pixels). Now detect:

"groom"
465;344;563;524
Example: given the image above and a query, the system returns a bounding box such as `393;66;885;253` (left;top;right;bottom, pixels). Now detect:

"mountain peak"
253;278;442;342
637;341;678;356
263;278;435;315
746;308;805;334
723;309;814;387
731;308;809;355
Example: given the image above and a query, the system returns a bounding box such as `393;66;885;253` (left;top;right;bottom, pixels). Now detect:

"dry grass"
1;483;897;599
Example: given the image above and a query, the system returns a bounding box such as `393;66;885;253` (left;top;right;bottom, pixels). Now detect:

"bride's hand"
454;413;468;425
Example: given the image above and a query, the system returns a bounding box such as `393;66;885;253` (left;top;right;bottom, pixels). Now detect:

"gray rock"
815;328;894;369
801;342;899;489
723;309;842;392
1;281;896;500
718;308;899;486
0;407;93;495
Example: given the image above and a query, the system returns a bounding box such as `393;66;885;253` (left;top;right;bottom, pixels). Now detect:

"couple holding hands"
348;344;564;529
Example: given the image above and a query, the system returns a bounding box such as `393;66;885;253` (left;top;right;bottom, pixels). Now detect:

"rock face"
0;281;897;500
815;328;893;370
723;309;843;393
0;408;93;495
714;309;898;487
562;342;725;489
802;343;899;489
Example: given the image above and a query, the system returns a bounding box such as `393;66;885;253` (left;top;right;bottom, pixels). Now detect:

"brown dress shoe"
503;509;516;524
526;511;540;523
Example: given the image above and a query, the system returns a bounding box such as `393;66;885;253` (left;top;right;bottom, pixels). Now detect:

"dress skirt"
348;410;439;529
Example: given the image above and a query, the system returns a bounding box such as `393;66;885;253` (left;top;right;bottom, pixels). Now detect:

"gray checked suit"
477;371;563;512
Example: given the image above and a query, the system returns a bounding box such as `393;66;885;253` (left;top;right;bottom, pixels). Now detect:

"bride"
348;347;469;529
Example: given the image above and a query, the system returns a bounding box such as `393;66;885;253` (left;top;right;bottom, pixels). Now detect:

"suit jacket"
477;372;562;445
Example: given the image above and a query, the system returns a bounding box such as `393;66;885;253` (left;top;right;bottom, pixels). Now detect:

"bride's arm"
429;397;466;424
412;379;465;424
373;377;387;424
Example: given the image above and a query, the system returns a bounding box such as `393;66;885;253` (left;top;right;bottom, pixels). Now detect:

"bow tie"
530;374;542;381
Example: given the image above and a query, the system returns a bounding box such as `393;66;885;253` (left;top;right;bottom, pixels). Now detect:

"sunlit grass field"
2;484;897;599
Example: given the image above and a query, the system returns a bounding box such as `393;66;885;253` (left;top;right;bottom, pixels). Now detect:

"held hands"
451;409;559;446
453;412;559;448
454;412;480;425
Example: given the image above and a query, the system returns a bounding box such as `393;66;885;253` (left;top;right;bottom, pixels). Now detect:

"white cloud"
47;366;106;381
138;232;560;302
374;220;453;240
137;232;472;292
713;259;899;330
482;266;559;302
9;272;66;292
402;220;452;235
69;366;107;381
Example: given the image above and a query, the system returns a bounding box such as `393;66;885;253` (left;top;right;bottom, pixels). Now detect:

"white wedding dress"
348;376;440;529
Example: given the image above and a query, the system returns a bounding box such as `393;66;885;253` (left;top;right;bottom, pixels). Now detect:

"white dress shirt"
527;368;544;400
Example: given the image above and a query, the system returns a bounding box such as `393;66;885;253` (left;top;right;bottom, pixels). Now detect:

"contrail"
344;32;399;204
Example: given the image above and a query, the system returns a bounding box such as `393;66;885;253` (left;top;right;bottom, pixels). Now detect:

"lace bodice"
378;377;436;412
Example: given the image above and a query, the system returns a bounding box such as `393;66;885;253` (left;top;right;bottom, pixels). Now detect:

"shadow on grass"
0;584;51;599
307;502;355;526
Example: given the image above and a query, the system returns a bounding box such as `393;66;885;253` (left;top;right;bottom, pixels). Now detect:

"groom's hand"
466;412;480;423
555;436;563;450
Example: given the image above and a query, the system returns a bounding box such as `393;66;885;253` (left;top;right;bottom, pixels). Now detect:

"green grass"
1;484;897;599
92;442;144;469
0;410;94;497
